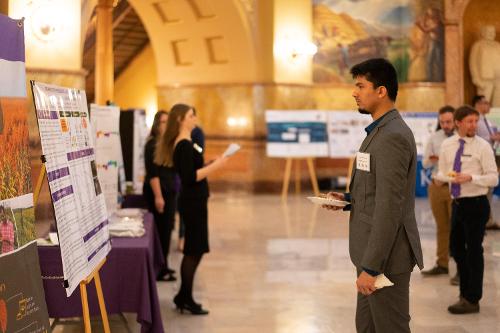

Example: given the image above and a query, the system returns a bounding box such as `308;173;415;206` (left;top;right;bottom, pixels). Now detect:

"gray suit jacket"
349;109;424;274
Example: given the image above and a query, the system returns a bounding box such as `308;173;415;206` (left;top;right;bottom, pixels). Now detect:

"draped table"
37;213;165;333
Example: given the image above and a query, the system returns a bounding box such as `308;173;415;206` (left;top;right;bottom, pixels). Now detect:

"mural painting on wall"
313;0;444;84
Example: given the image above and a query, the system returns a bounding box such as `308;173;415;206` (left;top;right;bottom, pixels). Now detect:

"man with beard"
322;58;423;332
421;106;455;277
435;106;498;314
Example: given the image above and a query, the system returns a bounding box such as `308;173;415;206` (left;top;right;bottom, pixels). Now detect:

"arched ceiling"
127;0;258;86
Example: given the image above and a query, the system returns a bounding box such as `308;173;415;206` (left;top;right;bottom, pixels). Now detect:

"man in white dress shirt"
421;106;454;276
473;95;500;230
436;105;498;314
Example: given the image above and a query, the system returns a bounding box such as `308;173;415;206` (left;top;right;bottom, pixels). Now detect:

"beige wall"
114;44;157;118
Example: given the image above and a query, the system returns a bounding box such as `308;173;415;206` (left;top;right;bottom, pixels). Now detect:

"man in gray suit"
323;58;424;332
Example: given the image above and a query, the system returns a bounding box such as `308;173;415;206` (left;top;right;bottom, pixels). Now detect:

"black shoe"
450;273;460;286
421;265;448;276
157;273;176;282
448;298;479;314
173;296;208;315
166;267;176;274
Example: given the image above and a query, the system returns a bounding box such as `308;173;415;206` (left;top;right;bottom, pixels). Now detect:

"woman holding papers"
143;110;177;282
155;103;228;315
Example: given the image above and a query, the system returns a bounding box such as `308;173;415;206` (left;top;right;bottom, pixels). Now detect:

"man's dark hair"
350;58;398;101
438;105;455;115
454;105;479;122
471;95;486;106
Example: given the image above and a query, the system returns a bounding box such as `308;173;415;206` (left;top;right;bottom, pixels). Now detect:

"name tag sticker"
356;152;370;172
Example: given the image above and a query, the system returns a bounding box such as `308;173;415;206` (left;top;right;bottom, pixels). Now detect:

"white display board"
401;112;438;156
266;110;329;157
90;104;122;216
32;82;110;296
327;111;372;158
133;110;148;193
326;110;437;158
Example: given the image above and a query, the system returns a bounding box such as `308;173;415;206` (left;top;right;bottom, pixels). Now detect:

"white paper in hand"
223;143;241;157
374;274;394;289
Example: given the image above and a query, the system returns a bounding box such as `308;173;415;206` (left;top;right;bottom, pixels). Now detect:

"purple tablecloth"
37;213;165;333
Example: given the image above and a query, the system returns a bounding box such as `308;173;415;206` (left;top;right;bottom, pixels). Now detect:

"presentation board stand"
33;157;110;333
281;157;320;200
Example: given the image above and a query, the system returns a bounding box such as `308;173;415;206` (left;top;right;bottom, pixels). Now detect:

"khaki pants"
428;182;452;268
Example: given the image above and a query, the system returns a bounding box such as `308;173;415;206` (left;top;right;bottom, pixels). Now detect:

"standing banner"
0;243;50;333
31;82;111;296
0;16;35;255
266;110;329;157
90;104;122;216
0;14;50;332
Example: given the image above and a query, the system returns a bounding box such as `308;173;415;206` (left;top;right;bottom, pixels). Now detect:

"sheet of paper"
223;143;241;157
32;82;111;296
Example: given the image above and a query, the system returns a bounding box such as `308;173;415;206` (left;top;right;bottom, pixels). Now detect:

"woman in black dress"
143;110;177;281
155;103;227;315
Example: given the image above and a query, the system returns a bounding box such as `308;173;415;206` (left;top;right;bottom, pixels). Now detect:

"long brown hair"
154;103;194;166
149;110;168;139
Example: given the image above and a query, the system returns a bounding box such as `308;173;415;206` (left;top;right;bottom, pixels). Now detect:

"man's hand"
452;173;472;184
321;192;345;211
356;271;377;296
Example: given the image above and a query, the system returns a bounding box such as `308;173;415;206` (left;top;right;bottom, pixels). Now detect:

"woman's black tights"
177;254;203;304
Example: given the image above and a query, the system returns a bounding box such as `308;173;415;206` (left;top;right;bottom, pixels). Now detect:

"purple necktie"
450;138;465;198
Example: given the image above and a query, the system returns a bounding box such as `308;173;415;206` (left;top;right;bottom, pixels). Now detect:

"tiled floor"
54;194;500;333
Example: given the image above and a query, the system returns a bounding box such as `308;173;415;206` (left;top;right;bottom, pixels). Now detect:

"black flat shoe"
166;267;176;274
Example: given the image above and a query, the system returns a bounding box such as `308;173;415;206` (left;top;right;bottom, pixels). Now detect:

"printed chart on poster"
266;110;329;157
327;111;372;158
31;82;110;296
90;104;122;216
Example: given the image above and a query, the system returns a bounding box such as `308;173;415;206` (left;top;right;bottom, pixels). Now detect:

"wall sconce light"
29;1;64;42
274;36;318;60
227;117;248;128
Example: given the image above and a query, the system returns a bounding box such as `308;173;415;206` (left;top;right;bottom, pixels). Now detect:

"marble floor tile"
54;194;500;333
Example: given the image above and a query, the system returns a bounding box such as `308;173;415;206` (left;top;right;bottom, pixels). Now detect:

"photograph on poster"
0;194;35;255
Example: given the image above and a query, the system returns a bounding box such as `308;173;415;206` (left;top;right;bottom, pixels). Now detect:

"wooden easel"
34;162;110;333
281;157;320;200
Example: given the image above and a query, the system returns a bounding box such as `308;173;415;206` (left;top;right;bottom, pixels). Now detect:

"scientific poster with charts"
327;111;372;158
266;110;329;157
31;82;110;296
401;112;437;156
90;104;121;216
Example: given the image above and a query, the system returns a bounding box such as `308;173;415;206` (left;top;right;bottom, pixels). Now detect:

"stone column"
95;0;114;105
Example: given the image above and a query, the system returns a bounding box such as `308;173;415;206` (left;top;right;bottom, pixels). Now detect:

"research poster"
266;110;329;157
327;111;372;158
90;104;122;216
32;82;110;296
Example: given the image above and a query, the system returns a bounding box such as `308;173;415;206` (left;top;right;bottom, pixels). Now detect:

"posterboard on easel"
0;14;50;332
265;110;327;198
31;81;111;332
31;81;111;296
90;104;122;216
